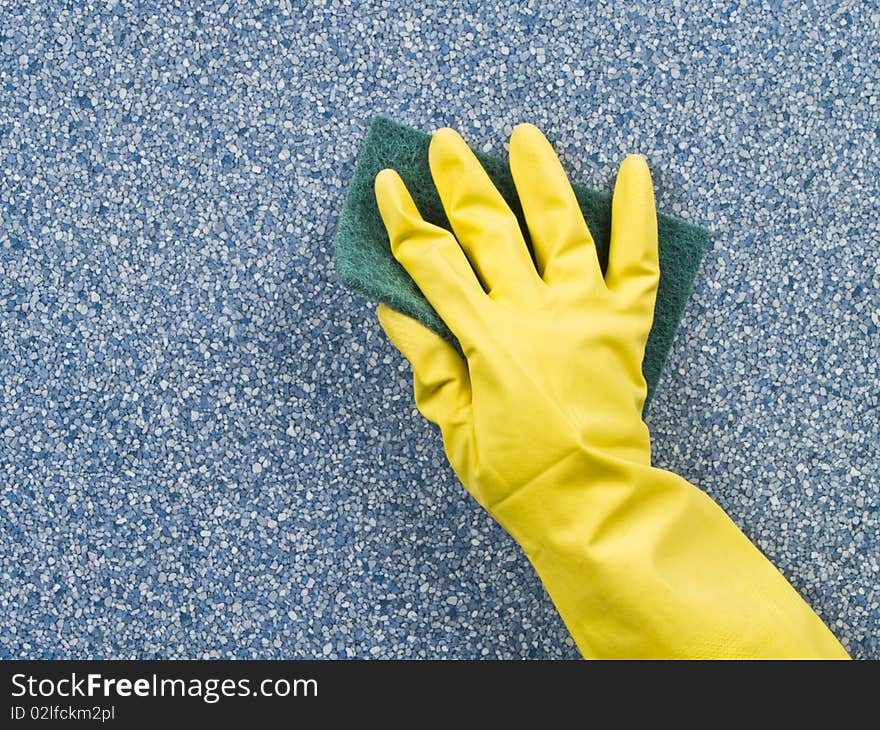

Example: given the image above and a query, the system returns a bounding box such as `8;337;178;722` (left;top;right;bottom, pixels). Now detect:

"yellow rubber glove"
374;124;848;659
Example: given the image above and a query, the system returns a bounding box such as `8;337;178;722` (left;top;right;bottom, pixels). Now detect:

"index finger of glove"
375;168;488;348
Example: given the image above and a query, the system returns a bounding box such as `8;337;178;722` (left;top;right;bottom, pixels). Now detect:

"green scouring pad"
335;117;709;406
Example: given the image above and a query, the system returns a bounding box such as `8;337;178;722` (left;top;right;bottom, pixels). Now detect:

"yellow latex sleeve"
373;124;848;659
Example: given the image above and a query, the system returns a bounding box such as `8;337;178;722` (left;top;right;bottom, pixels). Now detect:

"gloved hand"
374;124;848;659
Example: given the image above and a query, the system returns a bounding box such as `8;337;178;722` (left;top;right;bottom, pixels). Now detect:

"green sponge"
335;117;709;406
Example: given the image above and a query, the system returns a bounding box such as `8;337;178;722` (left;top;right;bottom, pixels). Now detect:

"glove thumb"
377;303;472;438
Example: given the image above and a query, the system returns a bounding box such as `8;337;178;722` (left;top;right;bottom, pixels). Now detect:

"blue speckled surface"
0;1;877;659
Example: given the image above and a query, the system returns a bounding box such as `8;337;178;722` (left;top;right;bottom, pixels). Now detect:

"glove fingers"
377;303;472;432
375;169;486;348
605;154;660;318
509;123;603;292
428;128;545;304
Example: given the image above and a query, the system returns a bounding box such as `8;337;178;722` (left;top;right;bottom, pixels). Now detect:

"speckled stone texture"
0;1;876;659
